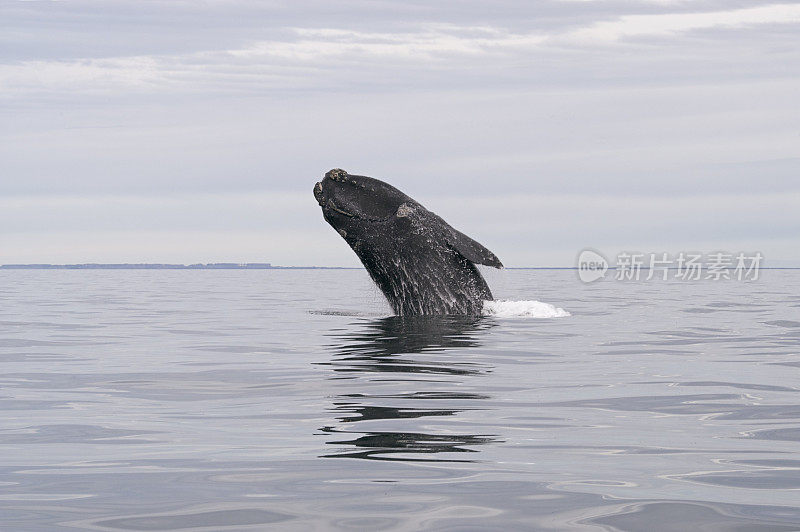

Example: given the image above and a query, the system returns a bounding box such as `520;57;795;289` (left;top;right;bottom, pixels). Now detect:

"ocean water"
1;268;800;531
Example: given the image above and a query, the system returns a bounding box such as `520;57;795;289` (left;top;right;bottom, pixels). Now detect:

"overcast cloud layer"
1;0;798;266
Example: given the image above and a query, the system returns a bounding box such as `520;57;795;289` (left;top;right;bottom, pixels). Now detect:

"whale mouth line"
318;192;385;221
327;203;384;222
328;202;354;218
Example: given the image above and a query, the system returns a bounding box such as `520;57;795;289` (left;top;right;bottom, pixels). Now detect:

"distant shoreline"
0;263;351;270
1;264;799;270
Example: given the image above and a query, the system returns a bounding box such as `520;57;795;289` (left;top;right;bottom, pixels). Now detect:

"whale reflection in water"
318;315;502;462
323;314;495;375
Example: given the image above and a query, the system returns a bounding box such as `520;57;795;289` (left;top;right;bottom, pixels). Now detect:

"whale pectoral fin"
447;228;504;269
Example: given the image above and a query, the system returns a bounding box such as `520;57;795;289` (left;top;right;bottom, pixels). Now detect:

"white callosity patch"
482;300;570;318
395;203;415;218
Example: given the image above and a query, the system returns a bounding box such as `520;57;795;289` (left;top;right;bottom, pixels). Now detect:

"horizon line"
0;262;575;270
2;263;800;271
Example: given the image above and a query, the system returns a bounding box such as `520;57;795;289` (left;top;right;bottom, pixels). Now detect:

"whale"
314;169;503;315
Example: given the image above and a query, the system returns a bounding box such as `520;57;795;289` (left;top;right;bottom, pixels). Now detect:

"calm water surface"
1;269;800;531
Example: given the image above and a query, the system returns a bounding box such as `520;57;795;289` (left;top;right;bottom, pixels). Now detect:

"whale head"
314;168;415;236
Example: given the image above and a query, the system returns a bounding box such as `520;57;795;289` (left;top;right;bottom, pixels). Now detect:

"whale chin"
313;181;324;204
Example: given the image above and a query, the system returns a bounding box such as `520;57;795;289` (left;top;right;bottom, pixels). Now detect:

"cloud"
566;3;800;43
3;4;799;97
228;25;550;62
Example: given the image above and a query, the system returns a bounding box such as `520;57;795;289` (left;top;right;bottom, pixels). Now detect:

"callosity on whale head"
314;169;503;316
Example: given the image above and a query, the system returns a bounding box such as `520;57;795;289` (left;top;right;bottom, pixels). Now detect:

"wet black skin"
314;169;503;315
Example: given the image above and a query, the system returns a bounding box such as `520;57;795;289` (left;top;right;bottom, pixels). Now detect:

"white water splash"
482;299;571;318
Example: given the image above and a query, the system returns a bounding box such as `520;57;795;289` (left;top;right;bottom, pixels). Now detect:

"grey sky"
2;0;798;266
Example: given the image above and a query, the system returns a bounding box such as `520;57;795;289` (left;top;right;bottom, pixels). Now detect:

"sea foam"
482;299;571;318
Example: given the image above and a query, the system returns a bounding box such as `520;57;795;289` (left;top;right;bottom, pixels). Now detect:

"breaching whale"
314;169;503;315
